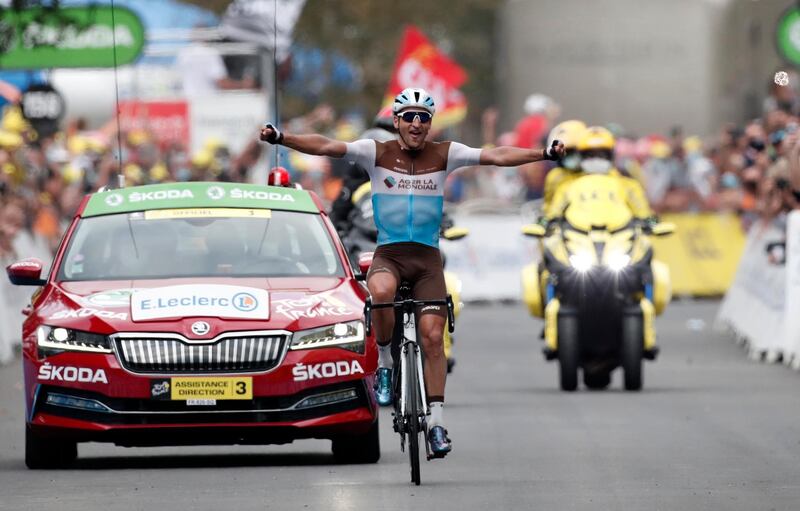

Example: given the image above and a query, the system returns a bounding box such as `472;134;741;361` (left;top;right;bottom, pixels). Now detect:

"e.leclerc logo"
131;285;269;321
232;292;259;312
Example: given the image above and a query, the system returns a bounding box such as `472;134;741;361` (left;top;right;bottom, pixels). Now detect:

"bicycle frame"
398;311;428;429
364;292;455;484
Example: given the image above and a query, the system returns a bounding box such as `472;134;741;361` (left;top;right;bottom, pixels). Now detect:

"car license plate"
150;377;252;400
187;399;217;406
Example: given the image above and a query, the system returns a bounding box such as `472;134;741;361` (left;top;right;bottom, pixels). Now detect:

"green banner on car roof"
83;182;318;217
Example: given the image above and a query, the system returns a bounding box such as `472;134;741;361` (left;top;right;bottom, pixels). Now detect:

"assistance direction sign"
0;5;144;69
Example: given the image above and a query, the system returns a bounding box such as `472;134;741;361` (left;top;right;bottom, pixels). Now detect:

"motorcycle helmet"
373;105;396;132
392;87;436;115
578;126;615;174
547;120;587;170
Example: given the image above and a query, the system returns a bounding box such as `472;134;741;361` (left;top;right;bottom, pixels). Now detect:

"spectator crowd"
2;70;800;362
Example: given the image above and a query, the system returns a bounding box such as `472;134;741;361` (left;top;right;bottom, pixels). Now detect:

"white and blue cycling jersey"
345;139;482;248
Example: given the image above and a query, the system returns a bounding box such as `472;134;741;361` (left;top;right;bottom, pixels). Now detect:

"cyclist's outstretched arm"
480;142;564;167
260;124;347;157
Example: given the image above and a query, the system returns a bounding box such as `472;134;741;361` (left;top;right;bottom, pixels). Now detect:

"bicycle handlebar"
364;296;455;337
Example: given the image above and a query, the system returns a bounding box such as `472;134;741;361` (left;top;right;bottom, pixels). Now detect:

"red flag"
383;26;468;128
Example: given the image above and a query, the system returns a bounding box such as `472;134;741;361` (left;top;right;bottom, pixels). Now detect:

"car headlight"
36;326;112;354
290;321;365;354
568;252;594;273
606;253;632;272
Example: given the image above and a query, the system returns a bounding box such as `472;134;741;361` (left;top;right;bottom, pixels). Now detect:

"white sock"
378;344;393;369
429;401;445;429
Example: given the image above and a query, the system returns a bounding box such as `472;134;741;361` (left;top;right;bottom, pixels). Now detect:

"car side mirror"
7;258;47;286
442;227;469;241
521;224;546;238
356;252;374;281
649;222;676;237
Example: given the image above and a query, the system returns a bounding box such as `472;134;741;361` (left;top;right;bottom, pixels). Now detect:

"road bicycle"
365;283;455;485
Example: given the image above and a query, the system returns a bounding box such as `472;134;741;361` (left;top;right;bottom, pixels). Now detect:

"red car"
6;181;379;469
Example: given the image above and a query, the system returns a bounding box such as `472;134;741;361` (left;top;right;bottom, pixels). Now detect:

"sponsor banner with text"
650;213;746;296
131;285;269;321
83;181;317;217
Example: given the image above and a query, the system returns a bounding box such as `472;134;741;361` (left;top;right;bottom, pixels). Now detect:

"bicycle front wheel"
405;345;421;486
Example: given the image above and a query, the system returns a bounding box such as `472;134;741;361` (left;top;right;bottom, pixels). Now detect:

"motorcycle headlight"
290;321;365;354
568;252;594;273
606;253;632;272
36;326;112;354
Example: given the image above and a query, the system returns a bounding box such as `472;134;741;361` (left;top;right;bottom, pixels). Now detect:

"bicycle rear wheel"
405;345;421;486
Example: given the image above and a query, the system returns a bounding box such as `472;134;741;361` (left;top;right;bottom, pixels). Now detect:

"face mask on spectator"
748;139;766;152
562;154;581;170
176;167;191;182
582;158;612;174
721;173;739;189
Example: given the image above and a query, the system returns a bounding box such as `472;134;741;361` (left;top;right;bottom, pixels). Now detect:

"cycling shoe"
428;425;452;458
374;367;392;406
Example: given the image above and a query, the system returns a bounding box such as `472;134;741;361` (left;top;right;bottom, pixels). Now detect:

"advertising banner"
118;100;190;149
0;5;144;69
650;213;746;296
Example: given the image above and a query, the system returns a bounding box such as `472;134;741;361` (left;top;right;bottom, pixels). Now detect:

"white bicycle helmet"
392;87;436;115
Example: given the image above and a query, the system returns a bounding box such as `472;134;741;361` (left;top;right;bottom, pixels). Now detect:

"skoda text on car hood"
12;182;380;468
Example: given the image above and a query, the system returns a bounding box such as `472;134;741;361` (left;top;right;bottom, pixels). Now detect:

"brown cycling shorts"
366;242;447;318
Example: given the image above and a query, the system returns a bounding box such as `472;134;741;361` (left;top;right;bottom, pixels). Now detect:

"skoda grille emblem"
105;193;124;207
207;186;225;200
191;321;211;336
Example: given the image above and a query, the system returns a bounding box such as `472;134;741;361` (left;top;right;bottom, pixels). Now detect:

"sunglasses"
397;111;432;123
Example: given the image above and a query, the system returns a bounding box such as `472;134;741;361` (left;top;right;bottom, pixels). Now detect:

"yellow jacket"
545;168;652;220
543;167;581;218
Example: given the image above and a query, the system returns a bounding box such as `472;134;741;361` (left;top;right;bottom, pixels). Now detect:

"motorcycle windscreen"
560;175;634;232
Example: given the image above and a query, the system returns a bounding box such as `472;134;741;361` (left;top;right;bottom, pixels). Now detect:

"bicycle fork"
398;312;430;455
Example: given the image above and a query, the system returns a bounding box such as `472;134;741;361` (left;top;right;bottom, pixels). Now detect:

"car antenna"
271;0;280;175
110;0;125;189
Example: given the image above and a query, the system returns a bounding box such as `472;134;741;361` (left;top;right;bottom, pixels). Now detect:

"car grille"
114;334;289;374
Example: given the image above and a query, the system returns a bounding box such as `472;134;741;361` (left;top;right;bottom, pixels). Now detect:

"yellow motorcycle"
521;174;674;391
441;227;468;373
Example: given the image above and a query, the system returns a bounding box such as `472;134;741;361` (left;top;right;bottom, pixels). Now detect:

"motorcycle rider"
547;126;653;221
259;87;565;456
541;120;587;216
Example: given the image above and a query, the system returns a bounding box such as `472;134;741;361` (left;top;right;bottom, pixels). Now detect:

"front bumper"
24;347;378;446
29;380;375;446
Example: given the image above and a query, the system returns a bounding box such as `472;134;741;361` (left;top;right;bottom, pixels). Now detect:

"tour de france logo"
206;186;226;200
104;193;124;207
232;292;259;312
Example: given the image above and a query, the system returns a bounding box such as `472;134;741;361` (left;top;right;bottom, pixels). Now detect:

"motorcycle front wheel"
558;315;579;391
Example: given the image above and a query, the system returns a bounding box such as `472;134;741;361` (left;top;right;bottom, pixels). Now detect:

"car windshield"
57;209;344;281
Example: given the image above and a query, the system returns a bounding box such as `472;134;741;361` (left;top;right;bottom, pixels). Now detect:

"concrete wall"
497;0;796;137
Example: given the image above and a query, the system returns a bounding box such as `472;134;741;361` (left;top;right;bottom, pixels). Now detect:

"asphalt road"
2;300;800;511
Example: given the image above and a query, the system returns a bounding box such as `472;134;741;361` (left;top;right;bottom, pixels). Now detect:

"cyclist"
260;87;564;456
